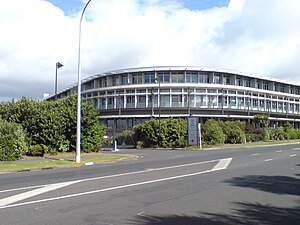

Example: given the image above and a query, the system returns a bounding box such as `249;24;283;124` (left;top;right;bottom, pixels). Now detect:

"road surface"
0;144;299;224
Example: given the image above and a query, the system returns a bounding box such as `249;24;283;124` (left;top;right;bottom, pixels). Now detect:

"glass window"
186;73;198;83
245;79;250;87
263;82;269;90
223;75;230;85
107;97;114;109
171;95;182;107
107;120;114;129
144;73;155;83
112;76;117;86
126;96;135;108
137;95;146;108
199;74;208;83
195;95;206;107
235;78;242;86
161;95;170;107
213;75;221;84
132;74;142;84
121;75;128;85
158;73;170;83
171;73;184;83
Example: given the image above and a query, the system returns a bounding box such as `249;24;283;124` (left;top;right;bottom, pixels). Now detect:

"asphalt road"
0;144;299;225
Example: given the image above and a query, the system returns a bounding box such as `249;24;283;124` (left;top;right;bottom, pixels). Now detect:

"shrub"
28;144;48;157
202;119;225;145
245;124;265;142
117;130;135;145
269;128;285;140
221;121;246;144
288;129;300;139
133;118;188;148
0;120;28;161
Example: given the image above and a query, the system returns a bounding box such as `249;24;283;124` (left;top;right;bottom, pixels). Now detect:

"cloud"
0;0;300;101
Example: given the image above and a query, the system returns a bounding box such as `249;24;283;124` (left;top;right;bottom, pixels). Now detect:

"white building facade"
49;66;300;135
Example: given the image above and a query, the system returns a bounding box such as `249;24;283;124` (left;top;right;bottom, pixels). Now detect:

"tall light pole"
154;68;161;148
76;0;93;163
55;62;63;100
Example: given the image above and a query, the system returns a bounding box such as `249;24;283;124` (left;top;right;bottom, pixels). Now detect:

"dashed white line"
276;150;283;153
264;159;273;162
292;147;300;151
289;154;297;157
251;153;260;156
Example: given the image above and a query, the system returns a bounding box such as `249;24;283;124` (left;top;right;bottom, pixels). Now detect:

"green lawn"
0;154;133;172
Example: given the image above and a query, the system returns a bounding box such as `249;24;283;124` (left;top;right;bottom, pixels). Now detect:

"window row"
80;72;300;95
86;93;300;115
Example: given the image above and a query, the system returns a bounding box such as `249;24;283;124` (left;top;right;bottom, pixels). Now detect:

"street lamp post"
76;0;93;163
154;69;161;148
55;62;63;100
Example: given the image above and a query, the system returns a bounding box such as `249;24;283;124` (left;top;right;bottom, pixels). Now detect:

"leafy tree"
134;118;188;148
220;121;246;144
254;114;269;128
283;122;292;140
0;97;107;154
202;119;225;145
0;120;28;161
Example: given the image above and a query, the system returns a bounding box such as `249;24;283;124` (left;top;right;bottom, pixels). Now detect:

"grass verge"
0;154;134;172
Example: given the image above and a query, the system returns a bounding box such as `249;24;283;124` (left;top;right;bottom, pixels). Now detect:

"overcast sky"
1;0;300;102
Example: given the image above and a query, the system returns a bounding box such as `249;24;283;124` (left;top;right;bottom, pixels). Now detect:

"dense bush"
288;129;300;139
28;144;48;157
221;121;246;144
117;130;135;145
202;119;225;145
134;118;188;148
245;124;265;142
0;97;107;155
268;128;285;140
0;120;28;161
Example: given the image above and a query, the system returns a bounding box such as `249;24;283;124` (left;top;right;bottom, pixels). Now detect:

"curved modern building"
49;66;300;135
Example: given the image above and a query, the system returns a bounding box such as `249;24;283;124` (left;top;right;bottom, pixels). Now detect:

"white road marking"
137;212;162;223
292;147;300;151
251;153;260;156
276;150;283;153
289;154;297;157
0;185;46;194
0;158;233;210
264;159;273;162
211;158;232;171
0;181;79;207
0;158;221;195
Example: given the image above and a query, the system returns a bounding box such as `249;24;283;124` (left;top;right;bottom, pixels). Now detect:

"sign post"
188;117;198;146
198;123;202;149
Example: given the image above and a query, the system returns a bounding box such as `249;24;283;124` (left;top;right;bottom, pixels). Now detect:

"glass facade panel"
161;95;170;107
186;74;198;83
171;73;184;83
199;75;208;83
208;96;217;108
121;75;128;85
144;74;155;83
137;95;146;108
132;74;142;84
213;75;221;84
172;95;182;107
195;95;206;107
126;96;135;108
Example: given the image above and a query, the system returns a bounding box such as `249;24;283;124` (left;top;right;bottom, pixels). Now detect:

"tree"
0;120;28;161
254;114;269;128
0;97;107;154
134;118;188;148
202;119;225;145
